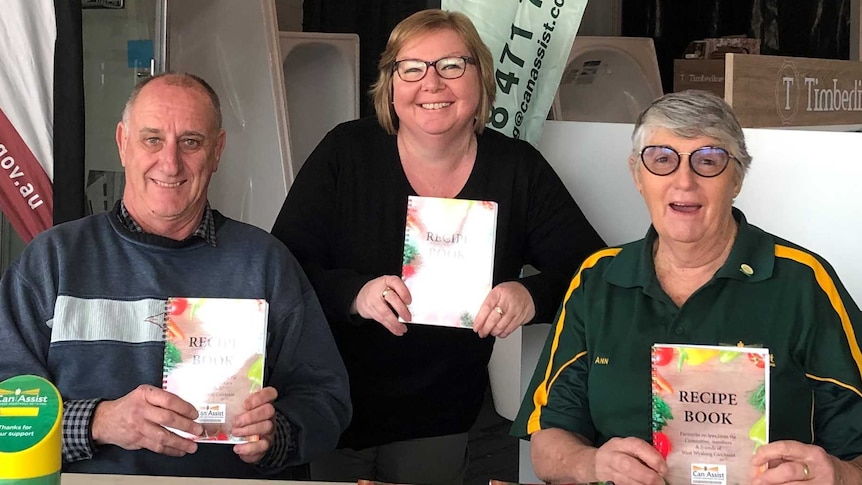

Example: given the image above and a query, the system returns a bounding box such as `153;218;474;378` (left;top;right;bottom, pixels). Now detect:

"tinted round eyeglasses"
393;56;476;82
639;145;737;178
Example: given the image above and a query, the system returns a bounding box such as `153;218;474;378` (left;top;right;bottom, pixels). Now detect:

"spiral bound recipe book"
161;297;268;443
401;196;498;328
651;344;770;485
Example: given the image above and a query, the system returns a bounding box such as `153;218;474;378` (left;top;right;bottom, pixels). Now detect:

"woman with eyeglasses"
513;90;862;485
270;8;604;485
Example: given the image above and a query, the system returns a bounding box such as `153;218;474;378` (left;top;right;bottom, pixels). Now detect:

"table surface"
62;474;343;485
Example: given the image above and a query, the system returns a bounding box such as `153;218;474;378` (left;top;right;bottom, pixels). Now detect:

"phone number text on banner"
444;0;588;145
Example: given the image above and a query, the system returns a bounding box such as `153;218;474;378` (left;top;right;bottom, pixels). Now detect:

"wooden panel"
725;53;862;128
674;59;725;98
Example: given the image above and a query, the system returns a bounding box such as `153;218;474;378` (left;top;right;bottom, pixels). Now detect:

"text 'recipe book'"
651;344;770;485
161;297;268;444
401;195;498;328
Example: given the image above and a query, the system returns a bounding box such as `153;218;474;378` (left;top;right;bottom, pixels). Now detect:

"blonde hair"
370;9;496;135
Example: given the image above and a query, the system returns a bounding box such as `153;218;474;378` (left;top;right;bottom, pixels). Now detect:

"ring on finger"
494;306;504;316
802;463;810;480
382;287;391;299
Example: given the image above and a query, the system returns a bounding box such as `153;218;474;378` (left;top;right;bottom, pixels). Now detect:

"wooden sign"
725;54;862;128
674;59;725;98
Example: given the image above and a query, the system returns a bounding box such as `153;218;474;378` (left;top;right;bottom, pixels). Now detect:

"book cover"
401;196;498;328
651;344;770;485
160;297;268;444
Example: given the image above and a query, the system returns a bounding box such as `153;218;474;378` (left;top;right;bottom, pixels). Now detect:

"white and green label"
443;0;589;145
0;375;61;453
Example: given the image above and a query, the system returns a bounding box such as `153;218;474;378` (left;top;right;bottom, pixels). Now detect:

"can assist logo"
0;375;62;483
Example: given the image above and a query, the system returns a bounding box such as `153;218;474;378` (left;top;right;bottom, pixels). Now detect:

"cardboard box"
674;37;761;97
674;59;725;97
683;37;761;59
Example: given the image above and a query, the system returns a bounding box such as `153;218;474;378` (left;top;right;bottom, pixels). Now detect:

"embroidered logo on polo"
726;341;776;368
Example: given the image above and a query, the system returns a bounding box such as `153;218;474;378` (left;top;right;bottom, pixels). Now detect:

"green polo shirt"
512;208;862;460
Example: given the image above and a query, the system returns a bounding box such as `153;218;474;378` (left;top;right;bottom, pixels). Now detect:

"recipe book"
401;195;498;328
651;344;770;485
161;297;268;443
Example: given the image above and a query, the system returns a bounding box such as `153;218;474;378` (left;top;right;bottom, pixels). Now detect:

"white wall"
516;121;862;482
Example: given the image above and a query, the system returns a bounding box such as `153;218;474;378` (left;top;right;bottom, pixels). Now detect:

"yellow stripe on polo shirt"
526;248;622;434
806;374;862;399
774;244;862;391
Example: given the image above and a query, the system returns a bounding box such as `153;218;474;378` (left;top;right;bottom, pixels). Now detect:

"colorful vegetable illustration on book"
652;368;674;459
652;392;674;459
747;382;767;450
676;347;719;370
402;238;420;281
401;196;497;328
159;297;268;443
651;344;675;458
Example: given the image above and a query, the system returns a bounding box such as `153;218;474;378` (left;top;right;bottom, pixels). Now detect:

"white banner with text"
0;0;56;241
443;0;588;145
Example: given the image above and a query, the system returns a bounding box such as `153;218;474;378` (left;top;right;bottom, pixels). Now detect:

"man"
0;73;351;478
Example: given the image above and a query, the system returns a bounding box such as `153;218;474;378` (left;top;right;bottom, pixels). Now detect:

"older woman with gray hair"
513;90;862;485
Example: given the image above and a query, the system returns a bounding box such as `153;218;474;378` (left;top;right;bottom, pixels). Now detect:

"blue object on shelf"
127;39;153;68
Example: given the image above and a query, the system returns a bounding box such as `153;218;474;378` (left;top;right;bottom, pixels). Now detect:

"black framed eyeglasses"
639;145;736;178
393;56;476;82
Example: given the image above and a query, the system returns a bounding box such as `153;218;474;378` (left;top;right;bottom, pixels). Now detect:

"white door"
167;0;292;231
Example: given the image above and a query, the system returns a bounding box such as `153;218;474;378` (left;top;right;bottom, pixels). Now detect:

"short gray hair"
121;72;222;130
631;90;751;180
